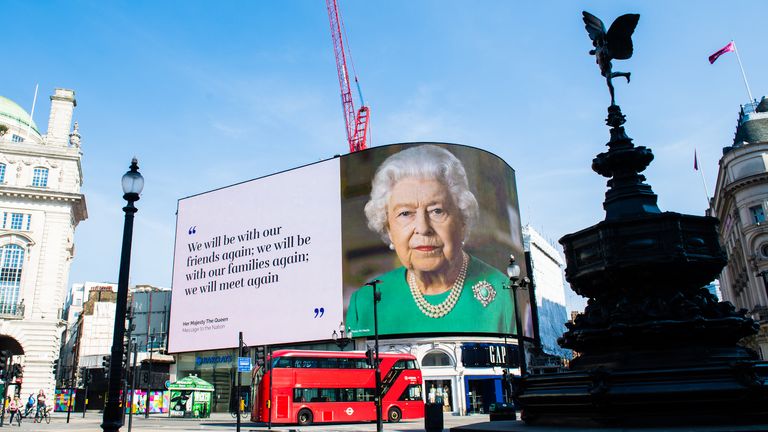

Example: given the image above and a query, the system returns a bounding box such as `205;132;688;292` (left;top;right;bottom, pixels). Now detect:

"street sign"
238;357;252;372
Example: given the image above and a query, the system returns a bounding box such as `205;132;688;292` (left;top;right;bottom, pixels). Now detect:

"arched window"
0;163;5;183
0;244;24;313
422;350;453;367
32;167;48;187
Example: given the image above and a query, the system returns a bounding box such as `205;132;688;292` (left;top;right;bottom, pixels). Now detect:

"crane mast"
326;0;370;153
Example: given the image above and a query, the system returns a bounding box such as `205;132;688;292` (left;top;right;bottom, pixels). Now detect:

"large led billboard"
169;143;527;353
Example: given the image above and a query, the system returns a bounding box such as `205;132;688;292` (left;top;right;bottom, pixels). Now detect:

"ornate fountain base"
513;211;768;426
516;349;768;426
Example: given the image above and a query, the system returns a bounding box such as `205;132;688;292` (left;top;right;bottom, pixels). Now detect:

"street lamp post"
102;158;144;432
365;279;382;432
331;322;351;351
506;255;529;378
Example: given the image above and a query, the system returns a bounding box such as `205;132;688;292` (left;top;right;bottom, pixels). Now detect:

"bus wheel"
297;408;313;426
387;406;402;423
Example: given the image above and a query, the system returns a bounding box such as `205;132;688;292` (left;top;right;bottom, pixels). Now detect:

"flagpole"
695;149;710;208
25;84;39;141
699;166;710;207
731;41;755;103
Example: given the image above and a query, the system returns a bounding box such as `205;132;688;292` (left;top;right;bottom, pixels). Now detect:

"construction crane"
326;0;370;153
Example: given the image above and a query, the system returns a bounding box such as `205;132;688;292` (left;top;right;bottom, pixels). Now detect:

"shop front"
461;343;518;414
175;349;243;413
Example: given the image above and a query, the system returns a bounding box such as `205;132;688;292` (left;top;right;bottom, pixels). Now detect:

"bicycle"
7;408;22;426
230;410;249;419
34;406;51;424
22;404;35;419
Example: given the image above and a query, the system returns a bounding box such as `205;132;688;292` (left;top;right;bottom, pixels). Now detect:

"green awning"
167;375;214;391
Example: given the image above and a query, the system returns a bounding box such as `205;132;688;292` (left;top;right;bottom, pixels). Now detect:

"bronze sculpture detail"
583;11;639;106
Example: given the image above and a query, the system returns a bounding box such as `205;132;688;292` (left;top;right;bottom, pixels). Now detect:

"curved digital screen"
169;143;527;353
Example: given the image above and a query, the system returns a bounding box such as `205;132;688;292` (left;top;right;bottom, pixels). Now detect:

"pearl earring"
389;243;395;250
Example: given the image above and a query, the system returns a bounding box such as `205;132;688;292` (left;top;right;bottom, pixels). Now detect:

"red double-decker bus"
251;349;424;425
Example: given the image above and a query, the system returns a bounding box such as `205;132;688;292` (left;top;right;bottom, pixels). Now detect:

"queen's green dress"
346;255;515;336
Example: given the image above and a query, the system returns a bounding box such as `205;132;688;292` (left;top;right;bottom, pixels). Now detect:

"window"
9;214;23;230
0;164;5;183
293;388;374;403
393;359;418;370
32;167;48;188
0;244;24;309
422;350;453;367
273;356;371;369
398;384;423;401
750;205;766;224
11;134;24;143
761;243;768;259
2;213;30;231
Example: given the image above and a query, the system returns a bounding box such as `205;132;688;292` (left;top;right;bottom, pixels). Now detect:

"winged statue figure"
582;11;640;106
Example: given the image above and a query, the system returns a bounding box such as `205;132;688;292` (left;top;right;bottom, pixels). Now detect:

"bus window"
339;388;355;402
355;388;375;402
352;359;371;369
293;388;319;402
398;384;423;401
393;359;419;370
320;389;337;402
318;358;338;368
295;358;318;368
274;357;293;368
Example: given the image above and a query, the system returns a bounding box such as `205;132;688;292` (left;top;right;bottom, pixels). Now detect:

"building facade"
712;96;768;359
522;225;571;366
59;282;171;409
0;90;86;397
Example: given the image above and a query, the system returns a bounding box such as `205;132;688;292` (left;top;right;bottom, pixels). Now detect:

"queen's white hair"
364;145;479;243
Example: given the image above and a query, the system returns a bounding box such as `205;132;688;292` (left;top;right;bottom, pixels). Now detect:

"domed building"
0;89;87;398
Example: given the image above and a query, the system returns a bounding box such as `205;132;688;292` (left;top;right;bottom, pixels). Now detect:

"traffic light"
240;344;250;357
11;364;22;380
102;355;111;370
52;359;59;376
365;348;375;367
0;350;8;379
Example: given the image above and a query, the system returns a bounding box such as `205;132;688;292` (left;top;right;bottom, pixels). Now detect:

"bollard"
424;402;443;431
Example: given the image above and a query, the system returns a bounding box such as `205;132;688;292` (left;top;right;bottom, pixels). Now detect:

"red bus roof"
270;349;416;360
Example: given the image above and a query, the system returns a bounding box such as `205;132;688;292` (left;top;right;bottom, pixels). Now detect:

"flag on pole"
709;41;735;64
694;149;699;171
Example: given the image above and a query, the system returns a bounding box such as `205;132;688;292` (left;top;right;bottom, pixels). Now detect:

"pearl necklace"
407;253;469;318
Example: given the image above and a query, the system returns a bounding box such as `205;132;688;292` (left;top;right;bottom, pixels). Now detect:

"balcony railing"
0;301;24;319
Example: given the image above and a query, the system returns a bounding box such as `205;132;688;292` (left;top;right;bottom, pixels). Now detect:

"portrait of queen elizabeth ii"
345;144;516;336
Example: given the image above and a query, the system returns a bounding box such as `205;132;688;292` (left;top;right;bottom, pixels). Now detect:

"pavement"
5;412;768;431
0;410;491;431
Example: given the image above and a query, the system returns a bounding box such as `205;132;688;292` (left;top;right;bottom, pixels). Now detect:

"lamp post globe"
102;158;143;432
506;255;521;283
122;158;144;199
332;322;351;351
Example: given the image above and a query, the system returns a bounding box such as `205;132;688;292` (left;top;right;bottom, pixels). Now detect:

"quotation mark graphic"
313;307;325;318
188;226;197;235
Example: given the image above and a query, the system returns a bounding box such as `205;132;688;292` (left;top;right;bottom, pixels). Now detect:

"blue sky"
4;1;767;312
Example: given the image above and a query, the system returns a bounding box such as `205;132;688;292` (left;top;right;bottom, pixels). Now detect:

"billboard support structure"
366;279;383;432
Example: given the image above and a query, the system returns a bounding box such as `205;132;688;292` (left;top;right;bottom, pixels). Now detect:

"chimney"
46;88;77;146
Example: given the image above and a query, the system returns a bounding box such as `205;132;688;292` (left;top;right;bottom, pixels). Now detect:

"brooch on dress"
472;281;496;307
